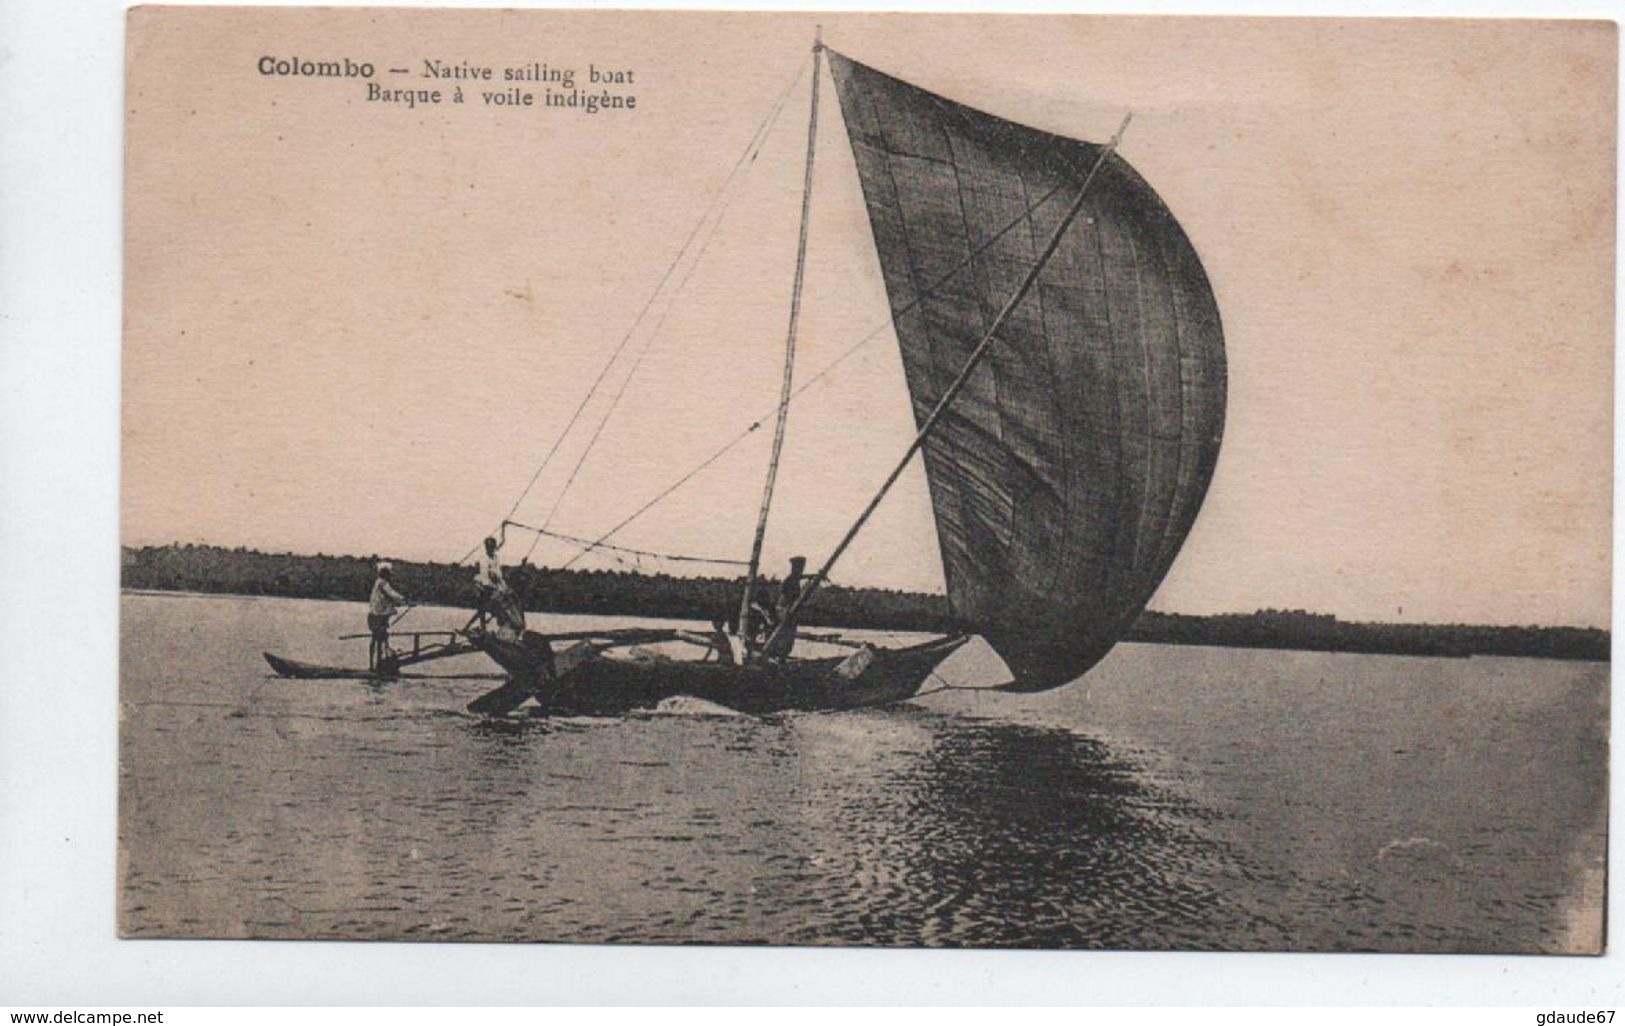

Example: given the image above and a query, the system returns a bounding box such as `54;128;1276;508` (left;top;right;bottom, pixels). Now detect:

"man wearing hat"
471;531;506;630
368;562;409;671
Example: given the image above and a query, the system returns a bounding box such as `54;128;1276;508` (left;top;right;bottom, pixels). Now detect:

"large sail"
827;51;1226;691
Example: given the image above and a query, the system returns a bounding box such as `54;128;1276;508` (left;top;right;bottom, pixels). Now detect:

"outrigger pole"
761;113;1134;654
738;27;825;649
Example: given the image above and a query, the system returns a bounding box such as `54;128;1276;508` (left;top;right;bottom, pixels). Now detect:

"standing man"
763;555;820;661
472;532;506;629
368;562;408;671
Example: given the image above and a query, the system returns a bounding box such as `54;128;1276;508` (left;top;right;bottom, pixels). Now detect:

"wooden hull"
472;633;969;716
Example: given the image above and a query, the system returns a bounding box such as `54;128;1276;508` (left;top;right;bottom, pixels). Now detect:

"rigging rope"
552;421;766;573
550;170;1085;566
452;55;810;567
503;519;750;568
530;161;749;549
760;116;1134;655
520;57;811;561
912;676;992;698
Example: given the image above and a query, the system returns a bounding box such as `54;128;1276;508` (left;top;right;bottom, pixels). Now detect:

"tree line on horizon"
120;543;1609;662
120;542;959;632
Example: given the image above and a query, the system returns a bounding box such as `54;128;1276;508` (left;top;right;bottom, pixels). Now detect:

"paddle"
335;603;420;641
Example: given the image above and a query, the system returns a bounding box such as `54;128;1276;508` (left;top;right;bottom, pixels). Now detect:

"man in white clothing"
472;534;505;629
368;562;408;671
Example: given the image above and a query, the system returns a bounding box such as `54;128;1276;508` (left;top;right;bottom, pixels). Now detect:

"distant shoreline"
122;544;1610;663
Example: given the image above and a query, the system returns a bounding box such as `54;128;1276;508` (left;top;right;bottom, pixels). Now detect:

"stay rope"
518;57;812;562
453;55;810;568
502;519;749;568
912;674;993;698
551;169;1086;569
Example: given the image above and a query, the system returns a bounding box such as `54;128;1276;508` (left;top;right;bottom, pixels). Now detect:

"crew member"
368;562;408;671
472;532;506;628
762;555;820;661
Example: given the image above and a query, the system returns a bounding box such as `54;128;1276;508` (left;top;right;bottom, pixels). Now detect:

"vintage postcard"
121;7;1612;951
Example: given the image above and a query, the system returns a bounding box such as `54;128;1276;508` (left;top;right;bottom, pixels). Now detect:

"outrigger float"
263;32;1227;717
263;631;478;681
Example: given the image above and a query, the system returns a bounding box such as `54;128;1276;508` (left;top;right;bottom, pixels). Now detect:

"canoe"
469;632;969;716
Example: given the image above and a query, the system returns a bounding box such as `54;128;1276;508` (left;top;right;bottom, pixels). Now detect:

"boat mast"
762;114;1134;651
738;27;825;649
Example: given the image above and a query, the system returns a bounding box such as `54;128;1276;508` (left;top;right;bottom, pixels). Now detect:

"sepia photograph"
118;7;1611;954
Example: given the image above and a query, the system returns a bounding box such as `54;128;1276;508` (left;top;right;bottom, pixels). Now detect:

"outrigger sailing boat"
265;35;1227;716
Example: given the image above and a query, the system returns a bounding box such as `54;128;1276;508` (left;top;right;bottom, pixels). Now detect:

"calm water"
119;592;1608;951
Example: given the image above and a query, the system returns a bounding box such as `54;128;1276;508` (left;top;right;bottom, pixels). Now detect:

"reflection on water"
119;593;1607;951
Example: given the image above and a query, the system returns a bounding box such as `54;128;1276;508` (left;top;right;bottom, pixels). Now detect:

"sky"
123;10;1615;627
